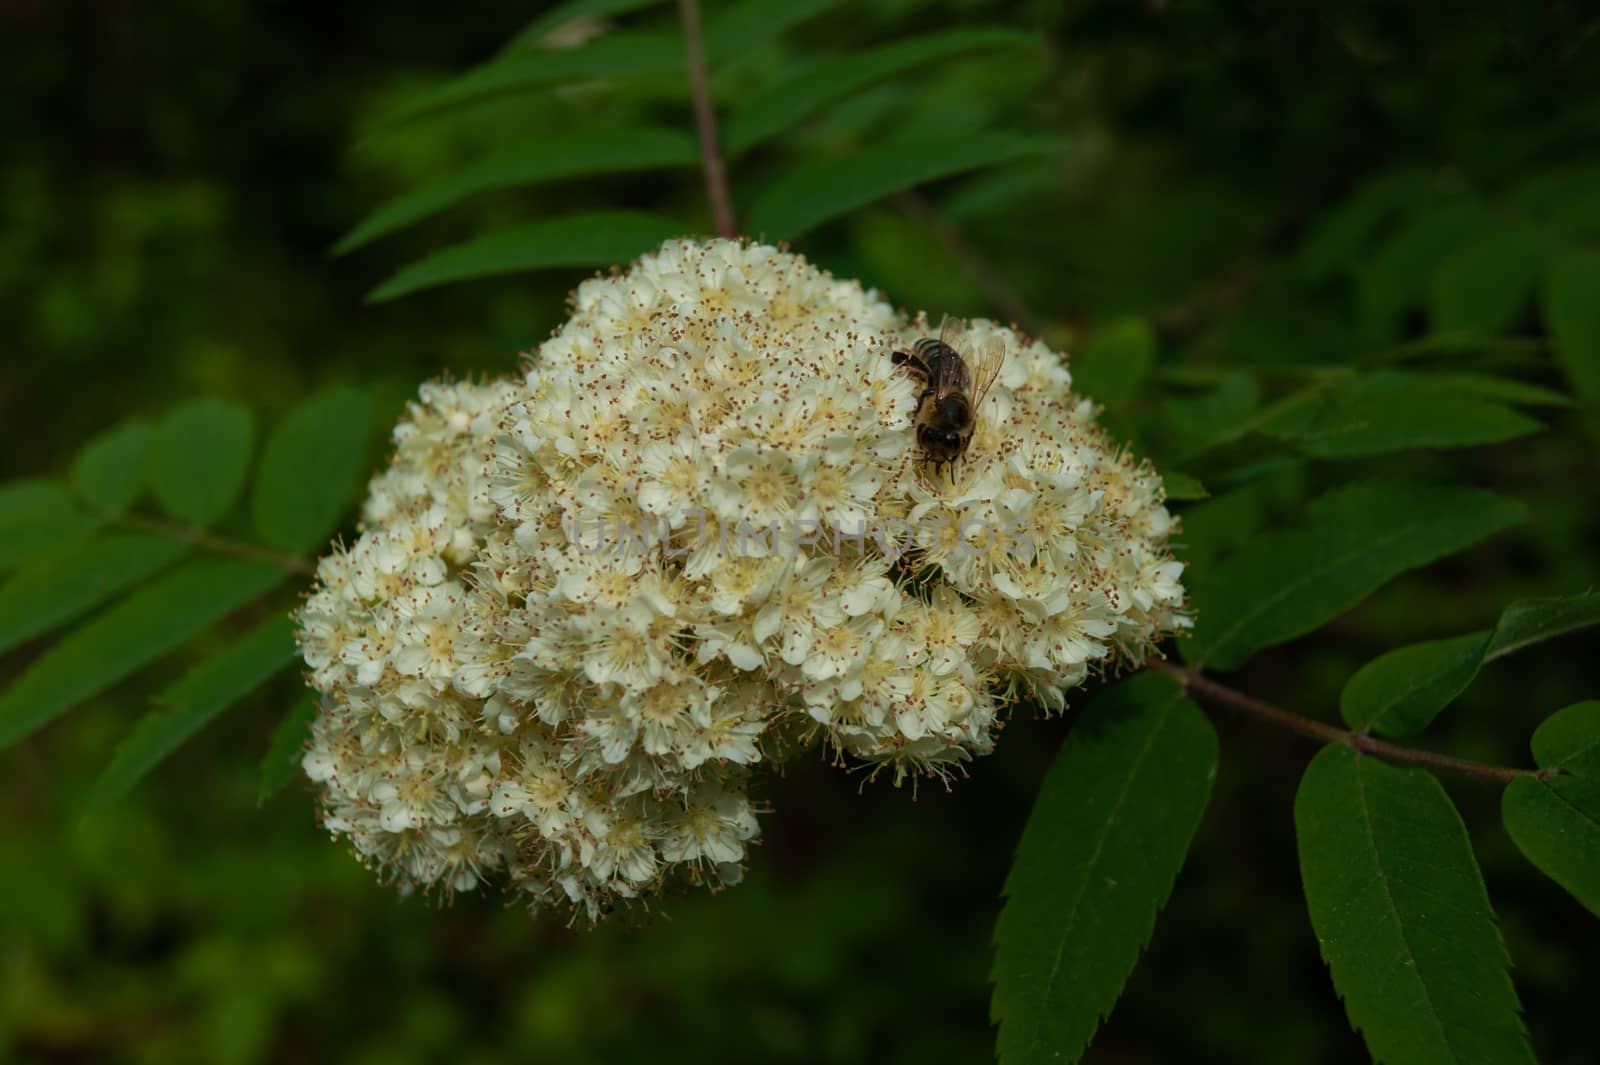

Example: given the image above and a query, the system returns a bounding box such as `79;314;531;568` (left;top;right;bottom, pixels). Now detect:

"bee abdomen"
914;338;958;361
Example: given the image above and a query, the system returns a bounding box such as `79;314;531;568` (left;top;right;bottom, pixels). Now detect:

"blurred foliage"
3;0;1600;1062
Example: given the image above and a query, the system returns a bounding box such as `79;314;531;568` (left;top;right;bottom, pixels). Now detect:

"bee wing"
938;314;970;355
931;315;974;398
968;334;1007;413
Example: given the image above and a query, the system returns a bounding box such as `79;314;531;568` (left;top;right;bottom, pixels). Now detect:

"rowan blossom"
297;238;1187;918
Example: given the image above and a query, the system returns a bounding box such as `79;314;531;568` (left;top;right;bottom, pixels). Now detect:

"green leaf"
391;32;684;124
0;558;286;750
0;534;189;656
259;695;318;803
1431;372;1573;408
149;399;256;528
334;129;697;253
1428;218;1552;337
70;419;153;515
1341;633;1490;736
251;387;373;553
398;0;839;126
1071;318;1156;409
1357;199;1490;341
1185;481;1525;671
745;134;1061;241
725;27;1038;154
1162;371;1262;459
89;615;297;806
1341;592;1600;735
0;481;91;572
1295;168;1429;281
500;0;668;54
1159;470;1208;501
1528;700;1600;774
1296;745;1534;1065
992;673;1216;1065
703;0;840;61
1543;250;1600;401
1260;371;1541;458
368;210;683;302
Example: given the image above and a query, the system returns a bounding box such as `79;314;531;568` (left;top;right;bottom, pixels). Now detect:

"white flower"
295;238;1186;919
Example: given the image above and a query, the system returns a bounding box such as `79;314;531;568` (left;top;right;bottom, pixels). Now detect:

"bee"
891;315;1006;481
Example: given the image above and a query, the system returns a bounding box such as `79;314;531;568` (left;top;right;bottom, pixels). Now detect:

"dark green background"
3;1;1598;1062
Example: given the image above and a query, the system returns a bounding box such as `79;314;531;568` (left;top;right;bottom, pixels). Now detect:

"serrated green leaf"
335;129;697;253
0;558;285;750
251;387;373;553
1159;470;1208;501
70;419;153;515
1357;199;1491;341
992;673;1216;1065
1341;592;1600;736
1542;250;1600;401
368;210;683;302
89;615;296;806
725;27;1038;154
500;0;668;55
1505;702;1600;916
0;481;91;572
1185;481;1524;671
1071;318;1156;409
0;534;189;656
1260;370;1541;458
1428;219;1552;337
150;399;256;528
259;695;317;803
1296;745;1534;1065
745;134;1060;241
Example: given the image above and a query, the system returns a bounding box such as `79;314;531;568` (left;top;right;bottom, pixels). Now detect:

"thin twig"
117;512;316;577
677;0;736;239
892;190;1057;342
1145;658;1540;785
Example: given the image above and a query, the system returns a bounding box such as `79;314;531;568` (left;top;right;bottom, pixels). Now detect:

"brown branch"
117;512;316;578
1145;658;1542;785
677;0;736;239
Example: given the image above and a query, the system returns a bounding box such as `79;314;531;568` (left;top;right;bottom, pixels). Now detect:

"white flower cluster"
297;238;1187;918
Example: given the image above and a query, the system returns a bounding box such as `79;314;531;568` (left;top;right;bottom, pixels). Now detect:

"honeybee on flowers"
891;315;1006;481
